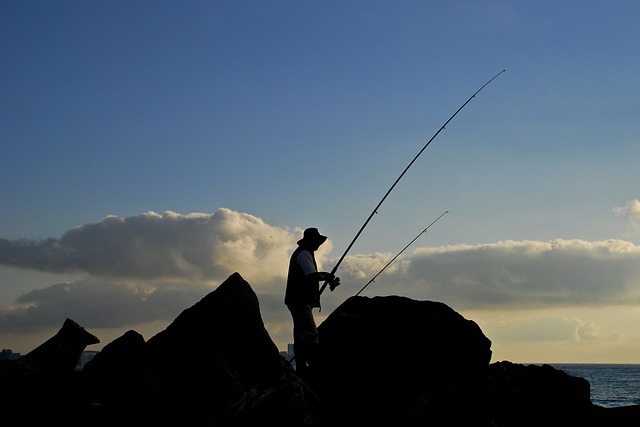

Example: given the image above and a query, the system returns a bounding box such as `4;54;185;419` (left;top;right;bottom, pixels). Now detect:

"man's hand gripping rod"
319;69;506;295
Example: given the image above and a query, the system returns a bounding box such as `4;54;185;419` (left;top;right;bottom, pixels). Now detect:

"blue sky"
2;1;640;363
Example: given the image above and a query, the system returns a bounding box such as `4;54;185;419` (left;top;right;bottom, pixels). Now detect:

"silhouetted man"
285;227;339;376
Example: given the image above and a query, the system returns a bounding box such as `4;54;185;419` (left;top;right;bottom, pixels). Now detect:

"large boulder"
316;295;491;376
312;295;493;425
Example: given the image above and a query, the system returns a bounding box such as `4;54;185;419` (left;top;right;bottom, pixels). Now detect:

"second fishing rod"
320;69;506;296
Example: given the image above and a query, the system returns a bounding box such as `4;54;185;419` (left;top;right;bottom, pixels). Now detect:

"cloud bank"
0;208;296;282
1;208;640;345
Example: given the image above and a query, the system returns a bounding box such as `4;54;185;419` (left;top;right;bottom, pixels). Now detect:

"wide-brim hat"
297;227;328;246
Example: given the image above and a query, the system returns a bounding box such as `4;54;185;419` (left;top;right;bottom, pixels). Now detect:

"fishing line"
354;210;449;297
320;69;506;295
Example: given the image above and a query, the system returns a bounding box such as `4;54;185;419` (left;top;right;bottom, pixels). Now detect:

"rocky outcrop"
2;272;639;426
312;295;493;425
0;318;100;425
20;317;100;373
83;272;303;426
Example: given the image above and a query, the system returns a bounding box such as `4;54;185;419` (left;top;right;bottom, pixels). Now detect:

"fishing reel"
319;276;341;295
328;277;341;292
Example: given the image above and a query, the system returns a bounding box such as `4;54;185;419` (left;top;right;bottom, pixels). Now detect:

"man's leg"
293;342;308;375
288;304;318;375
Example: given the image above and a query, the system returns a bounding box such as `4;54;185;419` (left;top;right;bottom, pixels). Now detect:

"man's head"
297;227;327;249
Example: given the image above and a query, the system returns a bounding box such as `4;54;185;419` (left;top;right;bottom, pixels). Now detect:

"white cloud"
0;208;296;283
613;199;640;220
0;208;325;335
2;209;640;354
0;278;211;332
344;239;640;309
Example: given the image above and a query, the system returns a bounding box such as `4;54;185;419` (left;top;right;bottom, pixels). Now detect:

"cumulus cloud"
613;199;640;220
339;239;640;309
0;208;296;283
0;208;326;334
0;278;210;332
2;208;640;349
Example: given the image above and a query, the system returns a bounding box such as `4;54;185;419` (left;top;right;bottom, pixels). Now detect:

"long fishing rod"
354;210;449;297
320;69;506;295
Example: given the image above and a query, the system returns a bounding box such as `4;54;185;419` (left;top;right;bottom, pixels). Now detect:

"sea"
538;364;640;408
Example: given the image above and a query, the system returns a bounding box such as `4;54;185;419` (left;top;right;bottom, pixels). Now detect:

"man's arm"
307;271;337;283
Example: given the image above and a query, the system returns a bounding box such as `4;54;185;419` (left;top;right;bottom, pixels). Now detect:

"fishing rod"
354;210;449;297
320;69;505;295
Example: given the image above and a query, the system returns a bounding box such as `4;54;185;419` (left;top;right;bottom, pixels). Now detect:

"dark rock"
145;271;283;384
139;272;298;425
1;318;99;425
591;404;640;426
83;271;322;426
481;361;593;426
313;295;492;425
84;329;146;376
2;272;640;426
83;330;147;404
20;317;100;373
317;295;492;374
